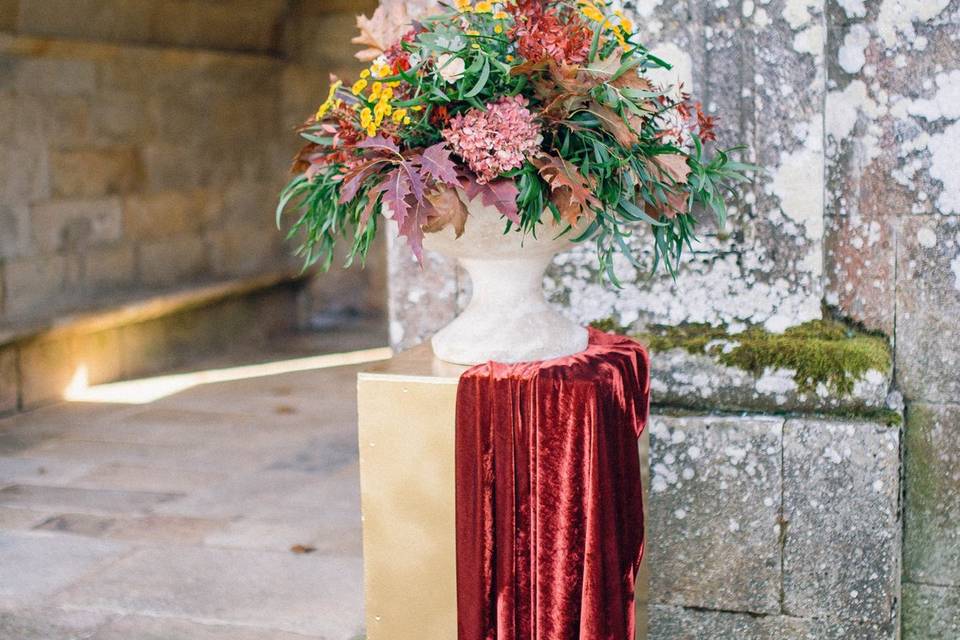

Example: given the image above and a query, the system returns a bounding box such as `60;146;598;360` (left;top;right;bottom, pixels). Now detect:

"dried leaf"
338;159;389;204
372;167;412;228
290;544;316;554
461;174;521;224
531;155;600;226
357;136;401;156
589;102;639;147
422;187;468;237
650;154;691;184
414;142;459;187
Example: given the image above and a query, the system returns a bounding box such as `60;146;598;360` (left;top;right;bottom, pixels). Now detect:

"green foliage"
639;320;892;396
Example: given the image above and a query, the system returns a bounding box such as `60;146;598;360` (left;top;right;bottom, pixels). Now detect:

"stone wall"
384;1;960;636
0;0;383;327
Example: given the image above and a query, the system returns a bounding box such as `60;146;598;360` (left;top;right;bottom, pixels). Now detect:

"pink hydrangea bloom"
442;95;542;184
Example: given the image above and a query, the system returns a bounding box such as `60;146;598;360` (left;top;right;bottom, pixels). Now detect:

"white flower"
436;53;466;84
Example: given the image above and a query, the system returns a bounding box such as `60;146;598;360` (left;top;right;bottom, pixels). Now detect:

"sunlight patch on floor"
64;347;394;405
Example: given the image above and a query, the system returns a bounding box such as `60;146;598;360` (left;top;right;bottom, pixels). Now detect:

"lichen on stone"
632;319;892;396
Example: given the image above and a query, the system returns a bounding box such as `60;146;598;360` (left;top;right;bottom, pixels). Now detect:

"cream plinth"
421;189;588;365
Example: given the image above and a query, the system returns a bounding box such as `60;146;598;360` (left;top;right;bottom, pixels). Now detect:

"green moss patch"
633;319;892;396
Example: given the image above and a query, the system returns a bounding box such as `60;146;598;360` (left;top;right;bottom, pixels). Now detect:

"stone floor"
0;326;388;639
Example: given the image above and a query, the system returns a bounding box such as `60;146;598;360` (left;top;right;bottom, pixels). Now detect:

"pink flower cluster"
442;95;542;184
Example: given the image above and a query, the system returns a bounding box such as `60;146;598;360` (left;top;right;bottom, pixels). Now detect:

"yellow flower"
392;108;408;124
465;29;480;36
380;86;394;101
411;105;424;111
403;116;411;125
352;78;368;95
454;0;472;11
614;10;634;33
578;0;605;23
506;54;514;62
314;80;342;120
474;1;493;13
359;107;373;129
494;24;503;33
471;43;480;49
360;69;371;79
371;62;391;78
366;124;377;137
493;10;509;20
369;81;382;100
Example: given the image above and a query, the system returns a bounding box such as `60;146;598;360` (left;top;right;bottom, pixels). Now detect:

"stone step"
0;271;309;415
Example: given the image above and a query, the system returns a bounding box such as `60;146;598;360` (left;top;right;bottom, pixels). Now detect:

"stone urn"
421;188;589;365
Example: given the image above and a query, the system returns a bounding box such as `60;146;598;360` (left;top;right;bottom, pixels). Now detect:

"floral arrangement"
277;0;752;284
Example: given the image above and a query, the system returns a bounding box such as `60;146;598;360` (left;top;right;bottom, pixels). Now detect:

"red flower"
508;0;592;66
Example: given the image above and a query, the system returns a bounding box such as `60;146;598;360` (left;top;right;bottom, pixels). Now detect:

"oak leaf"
422;187;469;237
460;174;521;224
531;155;600;226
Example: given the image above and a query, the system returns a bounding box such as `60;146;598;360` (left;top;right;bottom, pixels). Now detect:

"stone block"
904;402;960;586
0;142;50;203
81;243;136;293
647;348;890;415
0;531;126;604
896;216;960;403
91;615;331;640
782;418;900;623
0;484;179;515
54;546;364;638
30;197;123;254
0;203;31;260
151;0;288;52
90;90;152;144
2;255;68;320
646;415;783;614
648;604;895;640
902;582;960;640
0;607;109;640
13;58;96;96
0;347;19;415
122;189;220;240
50;146;143;198
0;0;17;31
16;0;153;43
137;235;210;287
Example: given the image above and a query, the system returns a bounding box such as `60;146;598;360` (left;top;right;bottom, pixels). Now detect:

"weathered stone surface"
782;418;901;623
29;198;123;254
647;415;783;614
902;582;960;640
55;546;364;638
0;607;110;640
0;348;17;415
0;531;127;604
649;604;895;640
648;348;890;414
0;485;179;515
50;146;142;198
137;235;210;287
91;615;332;640
904;402;960;586
2;255;68;320
387;231;460;350
896;215;960;404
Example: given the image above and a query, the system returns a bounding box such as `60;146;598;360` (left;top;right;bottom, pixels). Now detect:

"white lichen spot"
877;0;951;48
928;122;960;215
908;70;960;121
652;475;669;493
646;43;693;99
917;225;937;249
838;24;870;74
793;24;824;57
674;508;687;520
837;0;866;18
688;445;702;460
769;117;825;241
783;0;818;29
951;253;960;293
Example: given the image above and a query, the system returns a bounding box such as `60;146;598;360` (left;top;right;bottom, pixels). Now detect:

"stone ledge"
0;270;306;348
0;271;308;415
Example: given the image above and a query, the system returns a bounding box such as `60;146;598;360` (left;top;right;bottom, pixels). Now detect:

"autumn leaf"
290;544;317;554
531;155;600;226
338;159;390;204
461;173;521;224
650;154;691;184
589;102;639;147
357;135;401;156
422;187;469;237
414;142;459;187
372;167;412;228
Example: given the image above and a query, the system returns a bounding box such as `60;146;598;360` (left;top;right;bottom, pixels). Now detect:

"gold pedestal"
357;345;467;640
357;345;648;639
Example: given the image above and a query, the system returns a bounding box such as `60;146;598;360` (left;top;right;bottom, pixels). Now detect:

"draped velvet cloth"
455;328;650;640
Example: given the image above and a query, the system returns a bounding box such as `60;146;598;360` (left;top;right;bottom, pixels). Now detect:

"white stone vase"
421;188;589;365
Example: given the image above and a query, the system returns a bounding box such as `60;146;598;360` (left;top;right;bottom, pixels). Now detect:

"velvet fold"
456;328;650;640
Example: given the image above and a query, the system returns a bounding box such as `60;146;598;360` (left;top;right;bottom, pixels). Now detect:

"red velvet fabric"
456;328;650;640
